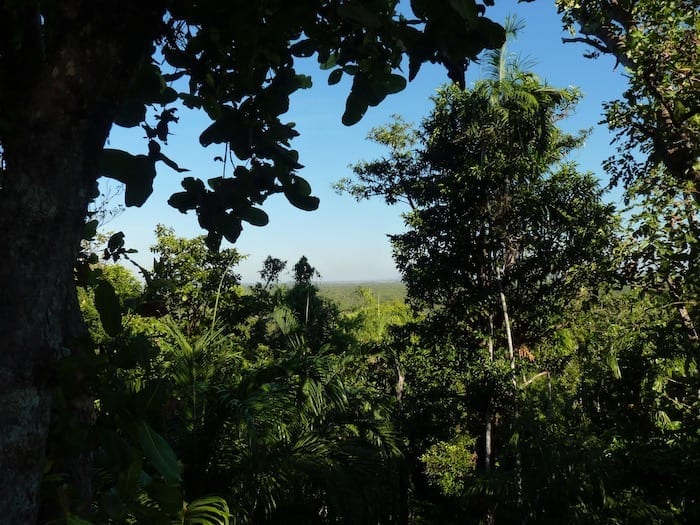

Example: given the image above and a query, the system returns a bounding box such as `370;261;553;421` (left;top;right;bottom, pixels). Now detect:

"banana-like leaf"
137;421;183;484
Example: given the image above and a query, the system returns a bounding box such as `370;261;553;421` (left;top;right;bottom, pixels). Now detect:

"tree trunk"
0;3;166;521
484;314;495;472
498;279;525;521
484;314;496;525
395;355;409;525
0;118;102;525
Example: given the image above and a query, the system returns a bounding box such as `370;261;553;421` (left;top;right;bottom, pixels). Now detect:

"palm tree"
158;317;400;523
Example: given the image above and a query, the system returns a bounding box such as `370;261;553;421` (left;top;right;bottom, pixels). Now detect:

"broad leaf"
94;279;122;337
137;421;183;484
239;206;269;227
337;2;382;29
285;191;320;211
99;149;157;207
328;69;343;85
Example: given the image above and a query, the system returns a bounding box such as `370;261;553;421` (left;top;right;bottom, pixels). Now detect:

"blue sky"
105;0;628;283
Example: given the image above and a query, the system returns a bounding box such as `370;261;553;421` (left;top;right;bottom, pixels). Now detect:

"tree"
339;65;616;520
258;256;287;291
146;225;245;334
0;2;506;521
556;0;700;191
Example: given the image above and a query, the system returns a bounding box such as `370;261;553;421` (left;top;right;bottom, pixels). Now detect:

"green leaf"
328;69;343;85
337;2;382;29
120;458;143;499
168;177;206;212
287;175;313;197
449;0;479;22
384;74;407;95
410;0;431;18
154;152;190;173
295;74;313;89
199;109;247;149
99;149;157;207
607;353;622;379
114;99;147;128
83;219;99;241
137;421;183;484
94;279;122;337
342;89;369;126
290;39;317;57
218;214;243;243
320;54;337;70
181;496;230;525
168;191;198;213
239;206;269;227
285;191;320;211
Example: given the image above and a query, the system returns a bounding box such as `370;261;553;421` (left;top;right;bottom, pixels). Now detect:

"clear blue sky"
104;0;628;283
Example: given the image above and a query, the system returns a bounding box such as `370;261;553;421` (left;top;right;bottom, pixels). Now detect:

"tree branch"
561;36;612;55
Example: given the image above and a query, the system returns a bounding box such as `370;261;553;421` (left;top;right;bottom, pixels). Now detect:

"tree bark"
484;314;495;473
0;2;166;522
498;278;525;521
394;354;409;525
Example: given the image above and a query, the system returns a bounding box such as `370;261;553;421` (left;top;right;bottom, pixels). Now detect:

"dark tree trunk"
0;2;166;522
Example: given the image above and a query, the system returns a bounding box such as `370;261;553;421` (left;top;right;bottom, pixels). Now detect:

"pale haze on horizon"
102;1;628;283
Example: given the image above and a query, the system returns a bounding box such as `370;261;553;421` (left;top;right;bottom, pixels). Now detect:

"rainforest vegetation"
0;0;698;524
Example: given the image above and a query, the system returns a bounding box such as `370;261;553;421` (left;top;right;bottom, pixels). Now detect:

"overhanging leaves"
99;149;156;207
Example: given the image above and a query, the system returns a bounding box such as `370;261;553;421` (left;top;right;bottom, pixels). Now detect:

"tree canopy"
339;50;619;519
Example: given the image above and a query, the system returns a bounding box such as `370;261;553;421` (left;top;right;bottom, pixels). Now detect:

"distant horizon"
240;278;404;286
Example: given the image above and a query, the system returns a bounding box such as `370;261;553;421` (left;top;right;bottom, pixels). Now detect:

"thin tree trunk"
498;279;525;521
394;354;409;525
485;314;495;472
484;314;495;525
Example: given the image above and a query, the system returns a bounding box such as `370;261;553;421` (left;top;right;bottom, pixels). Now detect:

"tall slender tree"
339;50;616;520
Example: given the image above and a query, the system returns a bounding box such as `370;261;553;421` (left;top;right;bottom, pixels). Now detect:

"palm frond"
177;495;231;525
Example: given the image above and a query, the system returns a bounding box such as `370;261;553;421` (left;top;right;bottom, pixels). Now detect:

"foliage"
342;286;413;343
144;225;245;333
87;0;508;249
257;256;287;291
6;2;700;522
557;0;700;191
45;231;414;524
318;281;407;312
513;286;699;523
420;433;477;497
338;43;622;520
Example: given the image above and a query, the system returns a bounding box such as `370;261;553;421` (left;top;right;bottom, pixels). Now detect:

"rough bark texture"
0;2;165;522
